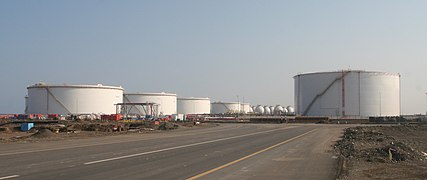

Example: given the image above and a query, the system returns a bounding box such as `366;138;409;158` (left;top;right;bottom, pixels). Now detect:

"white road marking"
84;127;295;165
0;125;246;156
187;129;316;179
0;175;19;179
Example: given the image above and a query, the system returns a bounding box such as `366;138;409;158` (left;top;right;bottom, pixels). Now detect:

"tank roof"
211;101;240;104
124;92;177;96
293;70;400;78
27;83;124;90
178;97;210;100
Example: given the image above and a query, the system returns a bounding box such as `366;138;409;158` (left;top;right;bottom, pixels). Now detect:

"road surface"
0;124;347;180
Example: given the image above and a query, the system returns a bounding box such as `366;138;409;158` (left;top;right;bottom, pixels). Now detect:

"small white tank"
177;97;210;114
284;108;288;115
286;106;295;115
240;103;252;114
124;92;177;116
274;105;284;115
269;106;275;115
264;106;271;115
254;105;264;114
211;102;240;114
248;106;254;113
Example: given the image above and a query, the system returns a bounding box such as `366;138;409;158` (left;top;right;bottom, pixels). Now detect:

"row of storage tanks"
25;70;401;118
25;83;207;116
25;83;292;116
210;102;294;115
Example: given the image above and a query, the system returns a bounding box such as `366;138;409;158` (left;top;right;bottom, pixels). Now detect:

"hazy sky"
1;0;427;114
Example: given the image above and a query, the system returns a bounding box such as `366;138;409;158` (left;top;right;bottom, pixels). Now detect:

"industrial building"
294;70;400;117
177;97;210;114
25;83;124;115
123;92;177;116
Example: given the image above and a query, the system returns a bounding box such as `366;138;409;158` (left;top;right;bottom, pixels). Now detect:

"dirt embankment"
0;120;213;143
335;125;427;179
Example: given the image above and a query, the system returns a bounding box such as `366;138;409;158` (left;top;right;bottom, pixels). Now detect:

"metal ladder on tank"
302;71;350;116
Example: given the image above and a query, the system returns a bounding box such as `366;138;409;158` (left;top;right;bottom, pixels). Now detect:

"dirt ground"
0;119;216;143
335;125;427;179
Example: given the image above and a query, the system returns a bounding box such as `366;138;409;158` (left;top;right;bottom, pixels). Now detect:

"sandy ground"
335;125;427;179
0;119;216;143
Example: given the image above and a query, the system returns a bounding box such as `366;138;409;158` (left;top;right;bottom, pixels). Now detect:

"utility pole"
379;92;382;117
237;95;239;118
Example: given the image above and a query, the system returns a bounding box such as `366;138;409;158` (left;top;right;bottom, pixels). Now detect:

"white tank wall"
177;97;210;114
124;93;177;116
211;102;240;114
248;106;253;113
26;84;123;115
274;105;284;115
24;96;28;114
286;106;294;115
294;71;400;117
240;103;252;114
254;105;264;114
264;106;271;115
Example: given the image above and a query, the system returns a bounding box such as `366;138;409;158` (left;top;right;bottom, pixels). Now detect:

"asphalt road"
0;124;347;180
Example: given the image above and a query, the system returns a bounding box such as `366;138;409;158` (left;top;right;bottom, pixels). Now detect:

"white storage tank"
254;105;264;114
248;106;254;113
274;105;284;115
264;106;271;115
294;70;400;117
124;92;177;116
283;108;289;115
26;83;123;115
286;106;294;115
177;97;210;114
211;102;240;114
240;103;252;114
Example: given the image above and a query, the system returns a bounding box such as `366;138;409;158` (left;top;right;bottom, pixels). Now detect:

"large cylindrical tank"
124;92;177;116
254;105;264;114
211;102;240;114
264;106;271;115
177;97;210;114
26;83;124;115
240;103;252;114
294;70;400;117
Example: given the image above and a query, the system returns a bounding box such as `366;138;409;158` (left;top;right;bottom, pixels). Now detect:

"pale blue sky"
1;0;427;114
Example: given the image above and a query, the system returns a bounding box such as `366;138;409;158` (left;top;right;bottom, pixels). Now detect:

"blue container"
21;123;34;131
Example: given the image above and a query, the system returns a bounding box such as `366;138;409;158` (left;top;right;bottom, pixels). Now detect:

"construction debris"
0;119;209;143
335;125;427;179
